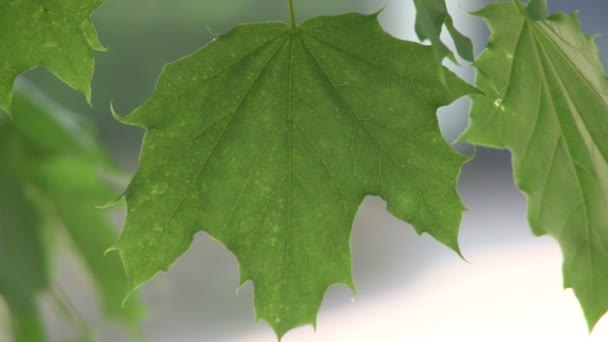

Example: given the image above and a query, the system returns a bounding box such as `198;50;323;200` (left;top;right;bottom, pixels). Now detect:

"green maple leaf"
0;84;142;341
413;0;474;62
461;0;608;330
114;12;474;337
0;0;104;114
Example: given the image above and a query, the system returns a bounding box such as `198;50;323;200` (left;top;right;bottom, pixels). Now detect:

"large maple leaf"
461;0;608;329
0;0;104;114
114;12;474;337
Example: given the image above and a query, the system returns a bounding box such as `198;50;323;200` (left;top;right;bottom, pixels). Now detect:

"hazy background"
7;0;608;341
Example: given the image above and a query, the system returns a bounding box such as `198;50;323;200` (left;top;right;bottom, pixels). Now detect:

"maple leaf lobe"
0;0;104;114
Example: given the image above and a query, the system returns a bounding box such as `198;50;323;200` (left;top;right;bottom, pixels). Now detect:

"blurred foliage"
0;83;142;341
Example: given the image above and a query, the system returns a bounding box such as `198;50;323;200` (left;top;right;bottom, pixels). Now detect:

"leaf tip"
345;279;356;295
0;94;14;119
236;276;251;296
110;100;123;120
121;288;138;310
448;239;467;262
269;319;316;342
110;101;135;125
104;244;119;256
582;304;608;333
96;194;124;209
95;42;109;53
371;3;388;18
79;82;93;108
121;275;146;310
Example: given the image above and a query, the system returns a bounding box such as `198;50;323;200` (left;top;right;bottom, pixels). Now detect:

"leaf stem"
288;0;297;29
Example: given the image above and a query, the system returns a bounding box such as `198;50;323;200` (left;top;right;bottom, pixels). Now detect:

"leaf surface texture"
461;0;608;329
117;13;473;337
0;0;104;113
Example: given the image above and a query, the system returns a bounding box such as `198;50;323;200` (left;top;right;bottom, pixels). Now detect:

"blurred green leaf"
0;83;142;341
8;300;45;342
0;180;48;342
525;0;549;20
35;157;143;326
414;0;474;62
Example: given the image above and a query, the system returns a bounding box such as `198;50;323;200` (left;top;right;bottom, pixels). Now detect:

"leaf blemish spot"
493;98;506;111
